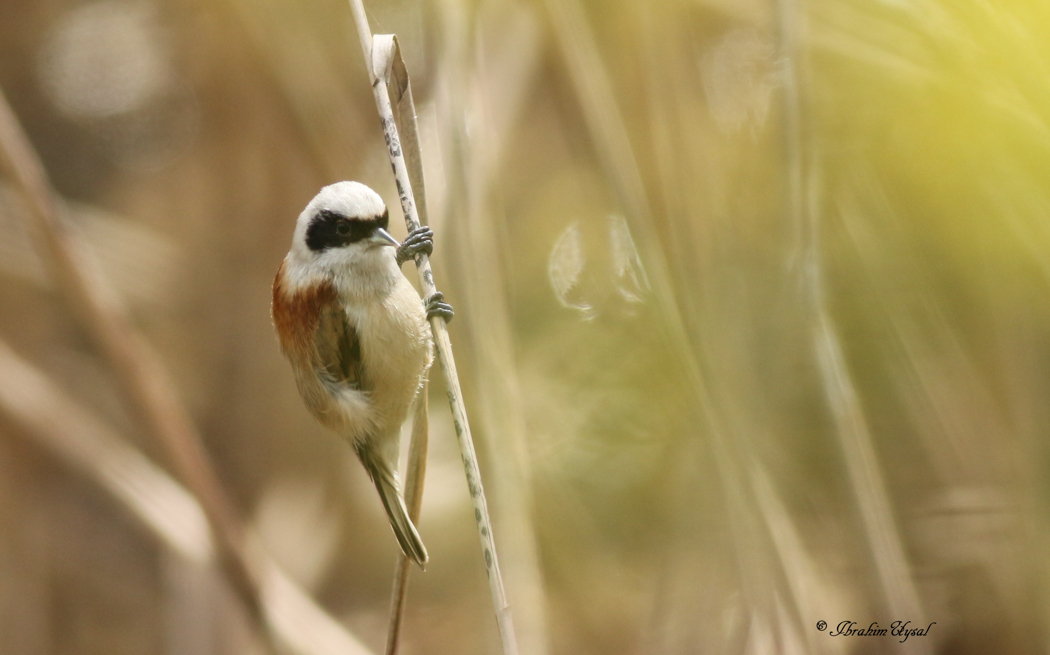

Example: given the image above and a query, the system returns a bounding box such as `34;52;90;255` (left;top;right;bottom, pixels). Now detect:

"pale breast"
347;275;431;440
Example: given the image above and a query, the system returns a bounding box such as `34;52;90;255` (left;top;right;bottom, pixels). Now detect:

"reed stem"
346;6;520;654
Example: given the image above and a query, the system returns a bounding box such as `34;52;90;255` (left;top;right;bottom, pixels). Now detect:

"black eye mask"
306;208;390;252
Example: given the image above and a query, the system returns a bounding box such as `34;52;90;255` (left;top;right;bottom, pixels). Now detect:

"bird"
271;181;453;567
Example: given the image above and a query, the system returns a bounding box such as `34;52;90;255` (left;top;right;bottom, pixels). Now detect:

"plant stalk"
347;4;520;654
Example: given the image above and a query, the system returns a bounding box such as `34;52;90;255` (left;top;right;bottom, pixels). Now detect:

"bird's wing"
315;301;365;390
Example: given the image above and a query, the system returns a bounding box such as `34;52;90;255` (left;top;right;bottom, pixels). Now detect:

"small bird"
271;181;452;567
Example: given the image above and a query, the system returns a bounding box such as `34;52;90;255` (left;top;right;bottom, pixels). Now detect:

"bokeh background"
0;0;1048;653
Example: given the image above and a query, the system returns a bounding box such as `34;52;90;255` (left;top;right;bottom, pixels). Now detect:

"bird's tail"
355;444;429;568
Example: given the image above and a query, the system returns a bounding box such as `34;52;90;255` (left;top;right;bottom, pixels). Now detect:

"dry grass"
345;6;520;652
0;83;380;655
1;0;1049;654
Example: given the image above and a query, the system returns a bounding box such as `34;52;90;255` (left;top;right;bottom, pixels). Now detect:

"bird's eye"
335;221;351;236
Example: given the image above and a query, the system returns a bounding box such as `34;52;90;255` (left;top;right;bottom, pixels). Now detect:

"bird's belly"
349;279;431;440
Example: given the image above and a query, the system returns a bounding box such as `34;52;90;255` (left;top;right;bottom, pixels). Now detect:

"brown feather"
272;260;366;400
272;259;337;360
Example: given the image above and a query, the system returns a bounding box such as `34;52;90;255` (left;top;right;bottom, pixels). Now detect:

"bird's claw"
424;292;454;323
396;226;434;267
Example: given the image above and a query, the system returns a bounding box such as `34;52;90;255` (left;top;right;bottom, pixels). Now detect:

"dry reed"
0;336;378;655
0;86;271;640
546;0;811;647
346;4;520;654
0;85;382;655
779;0;930;644
429;2;550;652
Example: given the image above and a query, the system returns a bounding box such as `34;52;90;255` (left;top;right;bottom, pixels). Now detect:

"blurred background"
0;0;1048;653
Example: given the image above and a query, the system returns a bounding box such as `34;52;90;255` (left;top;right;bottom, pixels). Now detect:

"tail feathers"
356;446;428;568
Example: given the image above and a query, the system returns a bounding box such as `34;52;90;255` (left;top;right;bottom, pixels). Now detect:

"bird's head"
287;181;399;280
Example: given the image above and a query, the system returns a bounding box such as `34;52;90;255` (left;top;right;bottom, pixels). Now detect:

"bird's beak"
372;228;400;248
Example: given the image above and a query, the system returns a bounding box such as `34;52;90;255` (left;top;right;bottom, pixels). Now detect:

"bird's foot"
396;226;434;267
424;292;454;323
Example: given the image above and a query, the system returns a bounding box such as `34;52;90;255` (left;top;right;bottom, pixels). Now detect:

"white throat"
285;243;400;302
